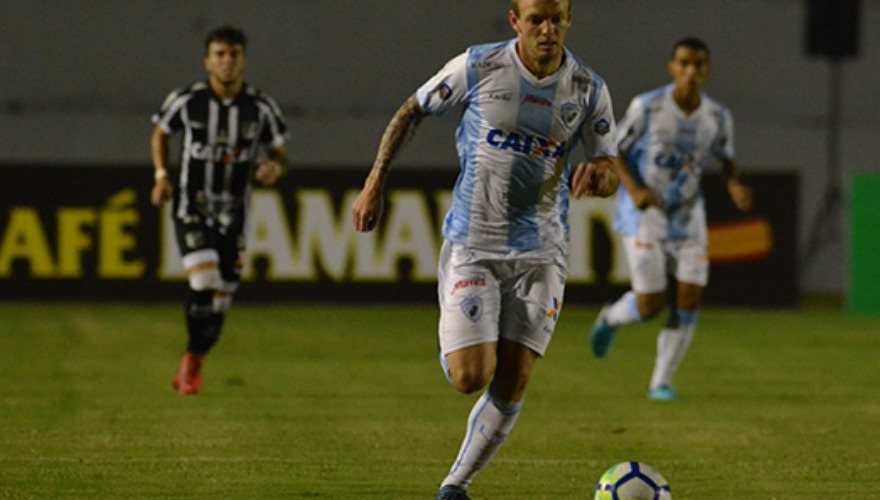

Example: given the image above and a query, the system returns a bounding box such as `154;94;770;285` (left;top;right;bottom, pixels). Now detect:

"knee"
676;296;701;312
638;295;666;320
448;366;492;395
490;371;530;403
641;307;663;320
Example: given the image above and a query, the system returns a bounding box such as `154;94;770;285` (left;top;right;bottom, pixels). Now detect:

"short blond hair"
511;0;571;15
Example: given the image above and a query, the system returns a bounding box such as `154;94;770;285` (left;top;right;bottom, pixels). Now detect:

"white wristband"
154;168;168;181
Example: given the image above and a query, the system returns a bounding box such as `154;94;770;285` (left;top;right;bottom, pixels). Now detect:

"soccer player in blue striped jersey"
151;26;289;395
352;1;619;497
589;38;753;402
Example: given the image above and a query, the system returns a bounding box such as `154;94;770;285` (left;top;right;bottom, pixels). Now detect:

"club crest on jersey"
241;122;258;140
460;295;484;323
593;118;611;136
561;102;581;126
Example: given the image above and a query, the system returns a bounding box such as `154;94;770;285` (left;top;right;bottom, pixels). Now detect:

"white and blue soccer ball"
594;461;672;500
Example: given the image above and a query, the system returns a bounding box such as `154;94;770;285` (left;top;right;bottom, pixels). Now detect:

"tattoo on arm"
372;95;426;174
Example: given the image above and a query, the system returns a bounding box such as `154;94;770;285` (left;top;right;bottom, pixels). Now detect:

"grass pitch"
1;302;879;498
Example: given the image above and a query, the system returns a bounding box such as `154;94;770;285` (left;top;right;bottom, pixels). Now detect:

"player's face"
204;41;247;86
668;46;710;97
510;0;571;76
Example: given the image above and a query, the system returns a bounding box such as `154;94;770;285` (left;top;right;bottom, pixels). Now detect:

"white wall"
2;0;878;294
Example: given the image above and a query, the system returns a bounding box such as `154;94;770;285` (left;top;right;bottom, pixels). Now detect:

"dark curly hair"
205;25;247;54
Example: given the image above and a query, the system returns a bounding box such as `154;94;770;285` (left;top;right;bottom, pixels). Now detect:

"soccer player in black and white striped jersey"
150;25;289;395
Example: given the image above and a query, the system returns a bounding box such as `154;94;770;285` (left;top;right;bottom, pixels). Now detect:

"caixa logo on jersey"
654;151;694;169
187;142;250;164
485;129;567;159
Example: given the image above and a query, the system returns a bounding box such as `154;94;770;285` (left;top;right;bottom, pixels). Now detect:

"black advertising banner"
0;165;797;306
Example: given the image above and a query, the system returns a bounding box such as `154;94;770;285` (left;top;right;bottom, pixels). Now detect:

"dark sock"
185;290;221;354
204;312;225;352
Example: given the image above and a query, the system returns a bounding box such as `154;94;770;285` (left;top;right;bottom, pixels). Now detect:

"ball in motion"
594;461;671;500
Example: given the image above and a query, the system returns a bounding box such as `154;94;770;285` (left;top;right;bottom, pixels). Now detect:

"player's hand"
572;159;619;198
352;172;385;232
255;159;284;186
727;179;753;212
631;187;662;211
151;178;173;207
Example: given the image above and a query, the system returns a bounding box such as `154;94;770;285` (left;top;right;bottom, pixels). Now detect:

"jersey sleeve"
151;88;186;133
615;96;647;156
415;51;470;116
581;83;619;159
258;94;289;149
712;107;735;162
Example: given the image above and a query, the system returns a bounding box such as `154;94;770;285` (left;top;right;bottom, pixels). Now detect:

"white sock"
441;390;522;489
649;310;697;389
605;291;641;326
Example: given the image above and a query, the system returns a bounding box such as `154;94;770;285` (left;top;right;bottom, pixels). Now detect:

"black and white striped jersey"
152;81;288;221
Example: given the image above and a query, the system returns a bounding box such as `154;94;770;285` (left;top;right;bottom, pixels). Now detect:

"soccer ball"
593;461;672;500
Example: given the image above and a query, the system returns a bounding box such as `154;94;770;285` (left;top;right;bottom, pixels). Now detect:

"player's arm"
150;125;174;208
571;84;623;198
352;94;428;232
572;156;619;198
255;144;289;187
720;158;752;212
614;151;660;210
612;97;660;209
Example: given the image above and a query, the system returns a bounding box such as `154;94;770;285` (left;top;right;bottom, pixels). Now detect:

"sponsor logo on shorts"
452;277;486;294
460;295;483;323
546;296;563;321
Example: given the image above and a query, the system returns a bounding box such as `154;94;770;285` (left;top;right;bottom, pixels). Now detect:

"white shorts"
622;235;709;294
437;241;567;358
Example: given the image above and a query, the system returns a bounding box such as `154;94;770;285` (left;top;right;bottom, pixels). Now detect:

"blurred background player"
590;37;752;401
150;25;289;395
352;0;619;497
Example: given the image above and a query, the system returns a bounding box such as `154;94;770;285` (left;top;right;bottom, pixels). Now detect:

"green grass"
1;302;879;498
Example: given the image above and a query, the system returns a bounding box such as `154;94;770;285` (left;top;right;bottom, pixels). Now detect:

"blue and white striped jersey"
613;84;734;241
416;39;617;256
